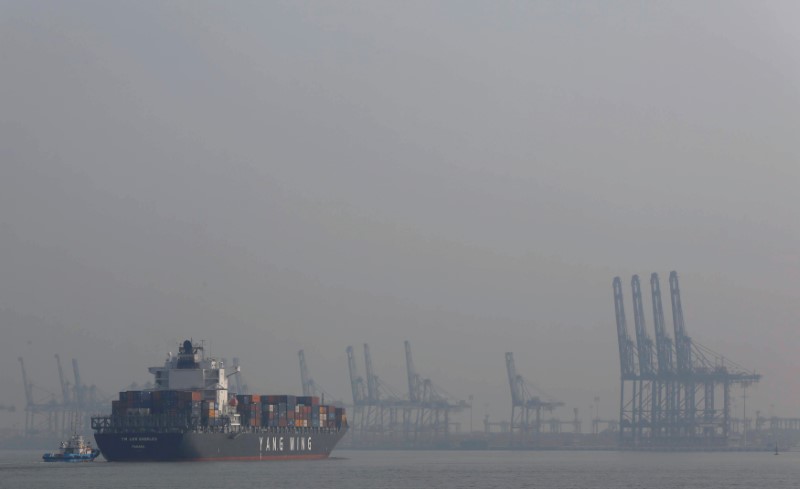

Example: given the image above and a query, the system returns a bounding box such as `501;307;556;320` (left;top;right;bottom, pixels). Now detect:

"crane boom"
72;358;84;408
55;354;70;405
404;340;420;402
18;357;33;406
363;344;379;402
650;273;674;374
298;350;312;397
669;271;692;374
631;275;655;377
505;352;523;406
613;277;636;377
346;346;364;405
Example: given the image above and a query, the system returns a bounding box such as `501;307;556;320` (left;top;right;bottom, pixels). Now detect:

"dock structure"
345;342;468;448
18;355;107;438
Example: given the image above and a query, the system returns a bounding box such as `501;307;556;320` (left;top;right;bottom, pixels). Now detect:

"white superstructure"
148;340;232;412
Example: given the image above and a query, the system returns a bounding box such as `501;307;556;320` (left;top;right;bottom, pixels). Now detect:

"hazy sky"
1;1;798;429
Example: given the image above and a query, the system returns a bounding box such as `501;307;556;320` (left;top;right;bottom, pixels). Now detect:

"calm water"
1;449;797;489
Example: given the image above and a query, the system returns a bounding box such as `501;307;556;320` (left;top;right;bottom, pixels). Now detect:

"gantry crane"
669;271;697;433
362;343;398;436
18;357;37;435
405;341;465;446
298;349;339;404
613;276;637;444
345;344;405;446
55;354;75;434
55;354;70;406
345;345;366;441
505;352;563;446
362;343;384;431
631;275;656;441
650;272;676;438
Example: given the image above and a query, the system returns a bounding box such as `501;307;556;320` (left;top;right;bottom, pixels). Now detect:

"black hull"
95;428;347;462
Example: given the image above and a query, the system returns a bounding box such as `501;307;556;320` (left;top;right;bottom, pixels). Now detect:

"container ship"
91;339;347;461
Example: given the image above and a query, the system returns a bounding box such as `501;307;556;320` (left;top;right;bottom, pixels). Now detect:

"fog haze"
1;1;798;428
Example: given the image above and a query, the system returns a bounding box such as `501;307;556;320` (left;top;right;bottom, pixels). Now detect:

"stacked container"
236;394;262;427
201;400;221;426
111;390;346;430
235;394;344;429
113;390;204;420
112;390;153;416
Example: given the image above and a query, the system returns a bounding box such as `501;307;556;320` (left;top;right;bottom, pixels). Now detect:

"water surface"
1;449;796;489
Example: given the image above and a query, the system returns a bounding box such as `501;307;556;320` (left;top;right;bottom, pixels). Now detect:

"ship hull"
42;451;100;462
95;429;346;462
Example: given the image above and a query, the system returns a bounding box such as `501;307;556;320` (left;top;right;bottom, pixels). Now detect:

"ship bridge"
148;339;229;409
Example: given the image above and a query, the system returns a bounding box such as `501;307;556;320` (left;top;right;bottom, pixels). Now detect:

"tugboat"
42;434;101;462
